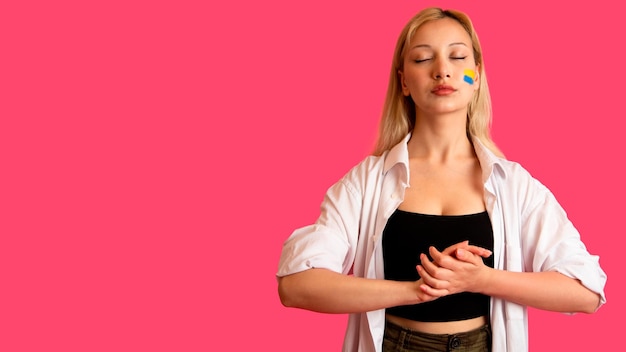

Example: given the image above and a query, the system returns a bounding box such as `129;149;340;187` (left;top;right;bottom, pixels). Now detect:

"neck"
408;112;474;162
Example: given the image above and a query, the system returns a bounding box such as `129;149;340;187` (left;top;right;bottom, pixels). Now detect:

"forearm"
278;268;421;314
481;269;600;313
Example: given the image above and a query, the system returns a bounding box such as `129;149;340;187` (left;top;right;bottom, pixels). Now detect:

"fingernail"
457;248;464;257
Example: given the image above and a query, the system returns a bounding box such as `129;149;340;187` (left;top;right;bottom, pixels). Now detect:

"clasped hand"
413;240;492;302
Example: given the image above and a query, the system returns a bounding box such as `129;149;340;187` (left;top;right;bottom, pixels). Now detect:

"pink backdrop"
1;0;622;350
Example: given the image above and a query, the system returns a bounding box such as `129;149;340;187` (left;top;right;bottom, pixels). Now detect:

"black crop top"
382;209;494;322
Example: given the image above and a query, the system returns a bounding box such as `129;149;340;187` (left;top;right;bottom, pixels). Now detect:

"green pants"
383;320;491;352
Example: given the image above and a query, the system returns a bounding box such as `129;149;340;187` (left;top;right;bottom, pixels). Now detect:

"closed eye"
414;58;432;63
451;56;467;60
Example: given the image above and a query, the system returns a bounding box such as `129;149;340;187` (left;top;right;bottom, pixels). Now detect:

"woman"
276;7;606;352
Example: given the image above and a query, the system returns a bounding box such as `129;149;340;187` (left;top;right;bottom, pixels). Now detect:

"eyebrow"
410;42;469;50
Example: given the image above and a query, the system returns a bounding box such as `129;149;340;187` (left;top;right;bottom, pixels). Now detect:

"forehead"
408;17;472;48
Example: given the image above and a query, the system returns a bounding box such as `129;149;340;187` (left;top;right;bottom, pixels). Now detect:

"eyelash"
414;56;467;63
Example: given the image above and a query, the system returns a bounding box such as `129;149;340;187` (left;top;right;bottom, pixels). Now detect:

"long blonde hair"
373;8;504;157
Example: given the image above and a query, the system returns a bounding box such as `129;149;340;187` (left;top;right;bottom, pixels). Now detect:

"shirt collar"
382;133;507;183
471;136;508;182
383;133;411;176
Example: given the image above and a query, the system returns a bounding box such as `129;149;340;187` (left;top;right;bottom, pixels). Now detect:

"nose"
433;58;451;80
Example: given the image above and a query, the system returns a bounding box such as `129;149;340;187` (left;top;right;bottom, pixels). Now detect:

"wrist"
476;267;496;295
409;280;424;304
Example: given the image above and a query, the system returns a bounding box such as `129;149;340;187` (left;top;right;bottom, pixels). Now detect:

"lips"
431;85;456;95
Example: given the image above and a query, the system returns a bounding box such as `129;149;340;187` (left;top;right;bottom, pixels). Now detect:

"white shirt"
277;133;607;351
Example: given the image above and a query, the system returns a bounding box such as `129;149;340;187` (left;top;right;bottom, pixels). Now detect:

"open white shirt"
277;133;607;351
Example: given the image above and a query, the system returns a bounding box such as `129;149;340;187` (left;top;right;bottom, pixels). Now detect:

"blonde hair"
373;7;504;157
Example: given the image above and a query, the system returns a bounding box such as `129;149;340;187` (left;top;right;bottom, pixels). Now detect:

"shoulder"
326;150;408;202
495;159;549;192
339;154;386;190
334;136;409;195
491;158;559;215
349;154;386;175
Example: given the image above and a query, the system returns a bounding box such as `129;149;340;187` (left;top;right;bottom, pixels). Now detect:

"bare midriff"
386;314;488;334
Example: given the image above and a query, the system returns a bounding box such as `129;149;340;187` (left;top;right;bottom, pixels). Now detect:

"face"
399;17;480;118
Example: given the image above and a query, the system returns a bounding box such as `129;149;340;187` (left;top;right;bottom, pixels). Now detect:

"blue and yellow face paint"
463;69;476;85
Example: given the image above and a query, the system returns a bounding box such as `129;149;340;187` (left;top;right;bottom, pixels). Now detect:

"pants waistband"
384;319;491;351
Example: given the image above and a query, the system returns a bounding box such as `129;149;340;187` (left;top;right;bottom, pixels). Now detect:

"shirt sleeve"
520;177;607;311
276;173;363;278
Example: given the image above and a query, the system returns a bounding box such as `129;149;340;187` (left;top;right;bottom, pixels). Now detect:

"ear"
398;70;410;96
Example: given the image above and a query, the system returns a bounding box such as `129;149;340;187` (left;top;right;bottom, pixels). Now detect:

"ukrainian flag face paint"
463;69;476;85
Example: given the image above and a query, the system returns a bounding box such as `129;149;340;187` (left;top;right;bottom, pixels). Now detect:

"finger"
463;245;493;258
429;246;458;269
419;283;449;298
420;252;452;280
441;241;492;258
419;256;455;288
455;248;481;265
416;263;449;290
441;240;469;256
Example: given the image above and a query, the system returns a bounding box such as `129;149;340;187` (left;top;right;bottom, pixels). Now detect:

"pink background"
1;0;623;350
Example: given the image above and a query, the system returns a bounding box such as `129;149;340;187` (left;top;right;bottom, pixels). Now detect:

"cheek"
462;69;477;85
